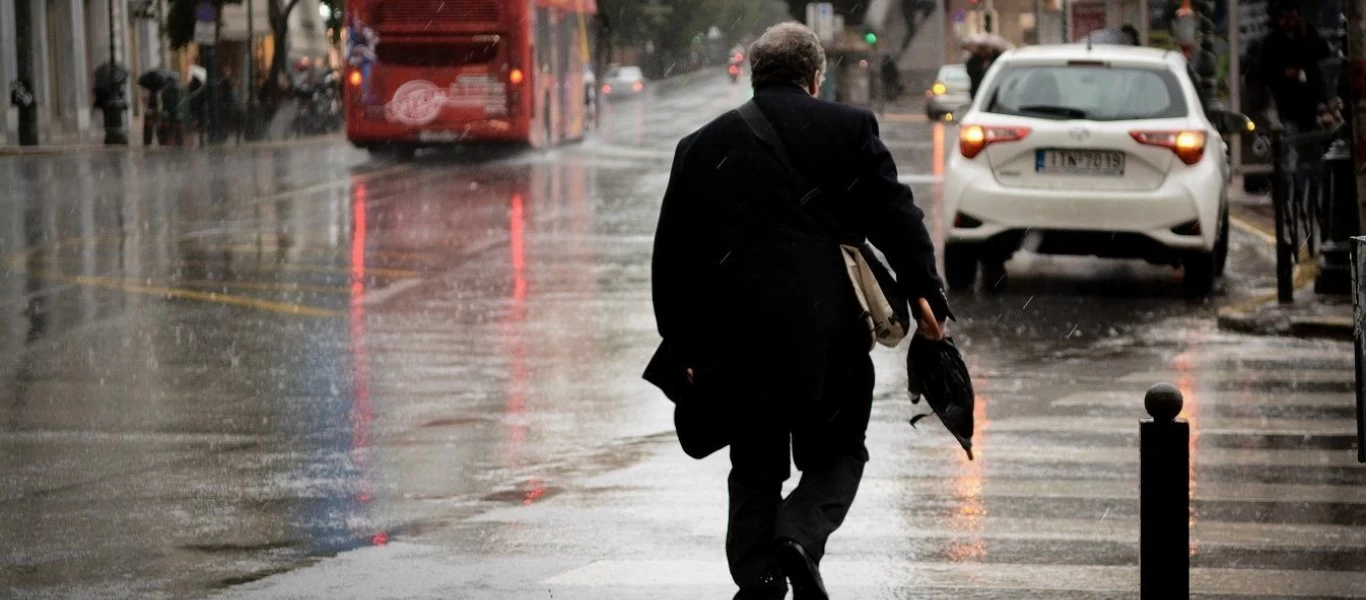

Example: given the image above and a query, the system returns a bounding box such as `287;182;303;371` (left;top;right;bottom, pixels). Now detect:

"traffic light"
864;31;878;45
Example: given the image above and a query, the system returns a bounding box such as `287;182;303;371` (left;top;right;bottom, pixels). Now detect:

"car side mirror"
1208;109;1254;135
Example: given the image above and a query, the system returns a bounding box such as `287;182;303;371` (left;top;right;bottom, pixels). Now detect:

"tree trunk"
263;14;289;106
261;0;300;108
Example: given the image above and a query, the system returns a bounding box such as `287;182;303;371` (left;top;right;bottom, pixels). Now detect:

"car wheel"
1183;251;1216;297
944;244;979;292
981;259;1008;292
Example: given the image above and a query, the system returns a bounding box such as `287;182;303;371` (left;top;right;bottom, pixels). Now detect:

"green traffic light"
864;32;878;45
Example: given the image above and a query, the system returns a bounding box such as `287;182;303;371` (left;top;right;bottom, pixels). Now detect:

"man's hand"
916;298;947;341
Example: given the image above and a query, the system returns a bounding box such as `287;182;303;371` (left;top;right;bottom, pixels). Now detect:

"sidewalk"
1220;175;1354;340
0;107;340;156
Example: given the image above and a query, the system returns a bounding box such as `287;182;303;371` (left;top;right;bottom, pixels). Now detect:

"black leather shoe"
733;567;787;600
777;538;828;600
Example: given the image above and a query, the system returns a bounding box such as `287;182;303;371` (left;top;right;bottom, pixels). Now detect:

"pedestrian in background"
965;40;1001;99
1259;0;1331;132
1122;24;1141;46
649;22;951;600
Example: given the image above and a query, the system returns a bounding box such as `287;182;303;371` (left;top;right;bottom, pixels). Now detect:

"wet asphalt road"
2;69;1363;599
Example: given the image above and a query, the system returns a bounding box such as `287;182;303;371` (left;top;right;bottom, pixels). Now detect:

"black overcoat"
647;83;946;457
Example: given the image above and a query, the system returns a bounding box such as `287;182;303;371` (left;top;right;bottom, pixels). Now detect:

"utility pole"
102;0;130;144
246;0;256;139
193;1;219;143
12;0;39;145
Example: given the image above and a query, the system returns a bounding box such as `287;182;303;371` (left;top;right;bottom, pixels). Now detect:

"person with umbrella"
137;68;174;146
965;35;1006;99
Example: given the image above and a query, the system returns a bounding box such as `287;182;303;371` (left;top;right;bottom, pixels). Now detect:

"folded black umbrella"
907;335;975;460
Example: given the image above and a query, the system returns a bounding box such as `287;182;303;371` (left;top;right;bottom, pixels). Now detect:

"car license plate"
1036;149;1125;176
419;130;462;142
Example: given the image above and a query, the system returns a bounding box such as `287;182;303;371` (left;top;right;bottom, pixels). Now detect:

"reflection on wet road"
2;69;1363;599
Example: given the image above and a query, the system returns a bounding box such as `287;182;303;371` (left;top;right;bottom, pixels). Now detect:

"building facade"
1;0;165;145
1;0;330;147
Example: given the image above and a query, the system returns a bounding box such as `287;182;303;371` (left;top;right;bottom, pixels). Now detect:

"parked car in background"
600;66;646;99
926;64;972;121
942;44;1251;296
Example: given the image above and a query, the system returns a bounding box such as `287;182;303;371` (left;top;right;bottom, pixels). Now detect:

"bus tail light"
1130;130;1205;165
348;70;362;87
959;125;1030;159
509;69;524;85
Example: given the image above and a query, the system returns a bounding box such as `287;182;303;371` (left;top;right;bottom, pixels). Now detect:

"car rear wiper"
1017;105;1090;119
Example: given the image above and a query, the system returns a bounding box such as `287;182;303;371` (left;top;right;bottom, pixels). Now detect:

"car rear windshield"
983;64;1188;121
940;66;969;85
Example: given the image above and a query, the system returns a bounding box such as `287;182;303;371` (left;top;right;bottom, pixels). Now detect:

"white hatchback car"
942;44;1250;296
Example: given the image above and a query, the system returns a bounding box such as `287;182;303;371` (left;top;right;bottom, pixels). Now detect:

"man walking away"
650;22;951;600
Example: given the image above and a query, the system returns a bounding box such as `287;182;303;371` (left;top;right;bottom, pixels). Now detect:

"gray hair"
748;22;826;89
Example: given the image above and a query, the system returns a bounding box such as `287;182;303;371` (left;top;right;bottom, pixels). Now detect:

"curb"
1216;210;1353;341
0;133;344;158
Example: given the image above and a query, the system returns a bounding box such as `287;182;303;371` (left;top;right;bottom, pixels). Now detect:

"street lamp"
100;0;130;145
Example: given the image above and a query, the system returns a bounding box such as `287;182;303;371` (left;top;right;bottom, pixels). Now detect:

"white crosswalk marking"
545;560;1366;597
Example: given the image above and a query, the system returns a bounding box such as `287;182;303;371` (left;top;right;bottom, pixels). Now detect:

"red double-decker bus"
344;0;597;154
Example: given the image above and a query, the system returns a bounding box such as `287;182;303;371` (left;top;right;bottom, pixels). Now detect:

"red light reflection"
510;194;527;304
372;532;389;546
1173;350;1200;557
350;181;377;513
501;188;531;467
946;356;989;562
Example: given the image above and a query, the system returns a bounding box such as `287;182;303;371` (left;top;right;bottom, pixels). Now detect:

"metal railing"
1269;126;1345;302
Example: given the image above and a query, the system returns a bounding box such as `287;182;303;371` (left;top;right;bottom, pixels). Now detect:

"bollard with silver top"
1140;382;1189;599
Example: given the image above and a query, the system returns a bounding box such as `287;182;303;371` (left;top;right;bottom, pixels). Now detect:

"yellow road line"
42;273;343;318
882;113;929;123
1230;215;1276;246
1221;212;1323;315
27;256;416;279
168;278;352;295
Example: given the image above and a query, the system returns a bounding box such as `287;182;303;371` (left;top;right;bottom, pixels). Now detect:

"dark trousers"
726;342;874;590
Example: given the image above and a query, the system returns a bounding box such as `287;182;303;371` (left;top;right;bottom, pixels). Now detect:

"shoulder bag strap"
736;100;823;208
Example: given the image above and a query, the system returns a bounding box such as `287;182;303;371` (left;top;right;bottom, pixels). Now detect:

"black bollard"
1140;382;1189;599
1270;128;1294;304
1352;237;1366;464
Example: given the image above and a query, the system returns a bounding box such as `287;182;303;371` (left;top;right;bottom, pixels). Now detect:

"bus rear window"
372;0;501;28
376;41;499;67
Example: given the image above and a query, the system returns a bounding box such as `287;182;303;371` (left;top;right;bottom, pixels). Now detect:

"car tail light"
1130;130;1206;165
931;82;947;95
602;84;612;95
509;69;524;85
728;64;740;75
632;80;644;92
734;52;744;62
959;125;1031;159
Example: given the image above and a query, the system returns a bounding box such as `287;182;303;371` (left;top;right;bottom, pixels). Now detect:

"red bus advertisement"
344;0;597;153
